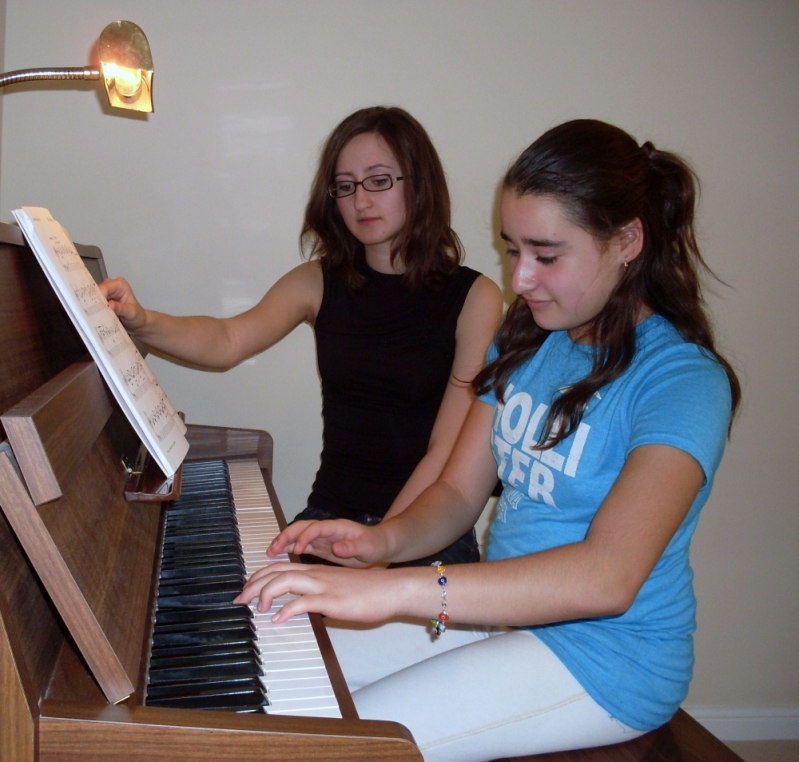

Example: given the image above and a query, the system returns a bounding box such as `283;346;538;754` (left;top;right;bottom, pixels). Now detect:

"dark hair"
301;106;462;289
474;119;741;447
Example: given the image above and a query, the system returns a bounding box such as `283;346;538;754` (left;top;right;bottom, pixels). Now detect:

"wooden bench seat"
492;709;744;761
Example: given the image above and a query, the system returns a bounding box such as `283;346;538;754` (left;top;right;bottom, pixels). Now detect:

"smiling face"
501;191;639;343
334;132;407;270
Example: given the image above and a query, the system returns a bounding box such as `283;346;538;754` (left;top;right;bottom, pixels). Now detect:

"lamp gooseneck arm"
0;67;100;89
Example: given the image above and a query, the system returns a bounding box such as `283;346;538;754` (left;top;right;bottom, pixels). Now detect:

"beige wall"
1;0;797;727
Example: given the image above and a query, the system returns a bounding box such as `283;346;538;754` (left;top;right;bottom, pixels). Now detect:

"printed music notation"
12;207;189;478
121;358;153;400
53;240;83;271
96;320;128;357
145;397;176;441
74;277;108;316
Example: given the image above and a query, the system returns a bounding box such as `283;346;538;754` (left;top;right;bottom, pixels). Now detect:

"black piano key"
152;626;256;648
150;638;258;660
148;697;268;712
166;511;236;524
163;529;240;545
169;488;233;499
161;547;242;564
146;677;268;709
153;618;255;640
148;656;264;684
158;561;246;582
154;604;252;626
149;645;260;670
167;497;234;509
156;590;243;608
164;517;236;530
156;573;247;595
152;617;255;638
155;578;244;598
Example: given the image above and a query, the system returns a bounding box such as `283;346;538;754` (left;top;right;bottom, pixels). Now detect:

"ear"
618;218;644;264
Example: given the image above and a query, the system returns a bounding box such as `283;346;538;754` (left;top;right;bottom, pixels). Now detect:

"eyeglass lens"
329;174;403;198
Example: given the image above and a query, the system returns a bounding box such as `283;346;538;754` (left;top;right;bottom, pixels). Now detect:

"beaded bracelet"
430;560;449;636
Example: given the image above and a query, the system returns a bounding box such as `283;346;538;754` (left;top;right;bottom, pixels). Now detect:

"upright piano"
0;221;422;761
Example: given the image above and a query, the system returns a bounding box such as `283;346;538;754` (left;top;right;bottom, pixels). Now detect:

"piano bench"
489;708;744;761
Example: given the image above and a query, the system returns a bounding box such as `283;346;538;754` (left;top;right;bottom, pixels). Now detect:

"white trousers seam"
419;690;590;752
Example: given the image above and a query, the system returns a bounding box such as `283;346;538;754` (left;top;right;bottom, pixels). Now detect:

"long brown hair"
301;106;462;289
474;119;741;447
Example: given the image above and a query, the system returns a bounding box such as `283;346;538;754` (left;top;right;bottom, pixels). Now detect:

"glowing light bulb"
104;63;142;99
114;66;142;98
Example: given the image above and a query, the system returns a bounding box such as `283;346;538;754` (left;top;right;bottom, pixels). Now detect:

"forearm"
379;480;483;563
133;310;242;370
382;449;449;521
385;540;631;627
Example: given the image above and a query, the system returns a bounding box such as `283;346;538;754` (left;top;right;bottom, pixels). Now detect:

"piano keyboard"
146;458;341;718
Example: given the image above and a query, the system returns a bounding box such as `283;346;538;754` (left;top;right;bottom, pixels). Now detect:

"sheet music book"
12;207;189;479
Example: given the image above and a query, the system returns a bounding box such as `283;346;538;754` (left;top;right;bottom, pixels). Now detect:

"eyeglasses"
328;174;404;199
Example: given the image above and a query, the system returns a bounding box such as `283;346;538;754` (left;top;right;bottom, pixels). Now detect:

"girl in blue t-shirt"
237;119;741;761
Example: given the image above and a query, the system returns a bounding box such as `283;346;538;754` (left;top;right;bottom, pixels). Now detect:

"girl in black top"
101;106;502;565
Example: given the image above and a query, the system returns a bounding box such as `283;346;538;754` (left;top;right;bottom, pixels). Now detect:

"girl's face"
334;132;406;266
501;191;635;343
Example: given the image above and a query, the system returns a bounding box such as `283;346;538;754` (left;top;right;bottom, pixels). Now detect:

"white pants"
326;619;646;762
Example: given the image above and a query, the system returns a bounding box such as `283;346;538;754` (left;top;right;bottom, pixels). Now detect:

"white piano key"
227;459;342;718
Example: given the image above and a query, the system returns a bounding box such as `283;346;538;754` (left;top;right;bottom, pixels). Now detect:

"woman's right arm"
99;260;323;370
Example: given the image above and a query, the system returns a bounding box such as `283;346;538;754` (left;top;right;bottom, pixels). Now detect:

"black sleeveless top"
308;257;481;520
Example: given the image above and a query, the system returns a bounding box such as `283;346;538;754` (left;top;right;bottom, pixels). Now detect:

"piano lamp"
0;20;154;113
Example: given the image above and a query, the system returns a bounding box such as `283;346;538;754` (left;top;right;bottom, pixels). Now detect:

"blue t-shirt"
480;315;731;730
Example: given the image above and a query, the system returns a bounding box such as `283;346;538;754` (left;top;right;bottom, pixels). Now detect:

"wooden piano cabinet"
184;423;276;474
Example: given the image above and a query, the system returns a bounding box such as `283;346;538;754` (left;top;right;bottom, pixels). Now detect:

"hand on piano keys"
235;556;436;627
266;515;388;567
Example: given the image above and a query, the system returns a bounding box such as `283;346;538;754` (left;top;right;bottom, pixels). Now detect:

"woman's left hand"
233;562;407;623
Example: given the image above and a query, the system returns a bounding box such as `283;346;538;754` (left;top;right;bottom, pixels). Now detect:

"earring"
622;261;629;271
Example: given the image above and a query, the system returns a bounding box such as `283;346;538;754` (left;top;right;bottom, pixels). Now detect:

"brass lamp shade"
98;21;154;112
